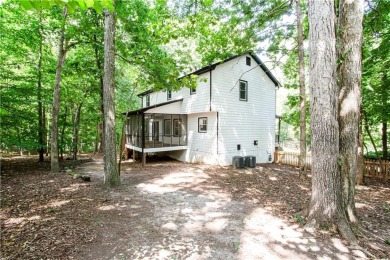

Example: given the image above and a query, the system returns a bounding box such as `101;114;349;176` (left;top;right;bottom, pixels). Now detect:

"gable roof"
137;51;280;97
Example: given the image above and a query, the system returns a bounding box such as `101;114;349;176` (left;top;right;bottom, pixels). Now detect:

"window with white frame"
146;95;150;106
190;87;196;95
198;117;207;133
239;80;248;101
167;90;172;100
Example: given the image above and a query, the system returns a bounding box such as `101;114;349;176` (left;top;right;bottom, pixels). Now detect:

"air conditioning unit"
245;155;256;168
232;156;244;169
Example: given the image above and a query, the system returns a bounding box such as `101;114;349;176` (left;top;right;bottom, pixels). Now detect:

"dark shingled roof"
122;98;183;116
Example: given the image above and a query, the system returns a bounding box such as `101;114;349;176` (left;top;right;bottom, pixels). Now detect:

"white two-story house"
124;51;280;166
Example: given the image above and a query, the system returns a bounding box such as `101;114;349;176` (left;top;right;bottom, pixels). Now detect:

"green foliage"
5;0;265;155
362;0;390;154
293;214;305;224
17;0;114;13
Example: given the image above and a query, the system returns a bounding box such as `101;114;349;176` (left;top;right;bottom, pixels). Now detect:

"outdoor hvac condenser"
245;155;256;168
232;156;244;169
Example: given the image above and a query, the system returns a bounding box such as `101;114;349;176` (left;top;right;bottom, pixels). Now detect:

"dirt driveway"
1;156;389;259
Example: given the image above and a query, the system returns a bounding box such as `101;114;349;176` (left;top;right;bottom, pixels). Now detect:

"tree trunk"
18;127;23;156
307;0;356;243
383;121;388;160
50;6;68;173
296;0;307;178
103;8;120;187
37;11;45;162
93;16;105;154
60;106;68;160
45;107;49;156
382;77;388;160
356;108;364;185
337;0;364;223
73;92;88;161
363;110;381;160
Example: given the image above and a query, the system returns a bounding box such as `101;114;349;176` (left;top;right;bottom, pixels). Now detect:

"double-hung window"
167;90;172;100
190;87;196;95
239;80;248;101
198;117;207;133
146;95;150;106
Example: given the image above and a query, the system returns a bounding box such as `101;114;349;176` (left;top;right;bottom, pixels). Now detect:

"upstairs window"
239;80;248;101
246;56;251;66
198;117;207;133
146;95;150;106
190;87;196;95
167;90;172;100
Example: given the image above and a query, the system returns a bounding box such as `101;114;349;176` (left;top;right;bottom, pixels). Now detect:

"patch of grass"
233;242;240;251
383;202;390;212
294;214;305;223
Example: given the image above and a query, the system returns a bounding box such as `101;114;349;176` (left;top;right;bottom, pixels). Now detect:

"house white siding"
211;55;276;164
143;73;211;114
167;112;219;164
133;53;277;166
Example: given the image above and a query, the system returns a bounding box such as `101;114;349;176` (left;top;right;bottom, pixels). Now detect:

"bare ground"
1;156;389;259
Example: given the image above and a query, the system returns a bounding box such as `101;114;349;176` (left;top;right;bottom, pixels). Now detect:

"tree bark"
382;77;388;160
103;8;120;187
93;14;105;154
307;0;356;243
37;11;45;162
383;121;388;160
337;0;364;223
50;6;68;173
356;109;364;185
296;0;307;178
72;91;88;161
363;110;381;160
60;106;68;160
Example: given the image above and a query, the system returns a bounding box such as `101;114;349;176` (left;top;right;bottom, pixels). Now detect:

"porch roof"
123;98;183;116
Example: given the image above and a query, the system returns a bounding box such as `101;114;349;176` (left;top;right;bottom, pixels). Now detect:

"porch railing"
126;133;187;148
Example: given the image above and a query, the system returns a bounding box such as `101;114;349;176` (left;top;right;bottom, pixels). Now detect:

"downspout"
141;112;145;161
217;112;219;154
209;69;212;111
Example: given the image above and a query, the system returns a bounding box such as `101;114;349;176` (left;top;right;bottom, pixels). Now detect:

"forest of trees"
0;0;389;244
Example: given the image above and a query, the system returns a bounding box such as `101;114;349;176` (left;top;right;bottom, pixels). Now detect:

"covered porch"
124;99;188;165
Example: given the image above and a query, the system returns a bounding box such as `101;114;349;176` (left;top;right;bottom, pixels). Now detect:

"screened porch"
125;113;188;152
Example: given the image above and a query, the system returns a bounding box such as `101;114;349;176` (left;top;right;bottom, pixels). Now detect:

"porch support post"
142;112;145;167
179;114;181;146
142;152;146;166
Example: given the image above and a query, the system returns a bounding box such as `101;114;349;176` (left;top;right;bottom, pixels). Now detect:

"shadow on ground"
1;156;389;259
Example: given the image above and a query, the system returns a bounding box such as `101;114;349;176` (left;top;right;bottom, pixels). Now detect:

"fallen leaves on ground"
1;156;389;259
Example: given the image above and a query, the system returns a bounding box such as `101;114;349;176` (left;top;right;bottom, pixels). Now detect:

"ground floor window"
173;119;181;136
198;117;207;133
164;119;171;136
